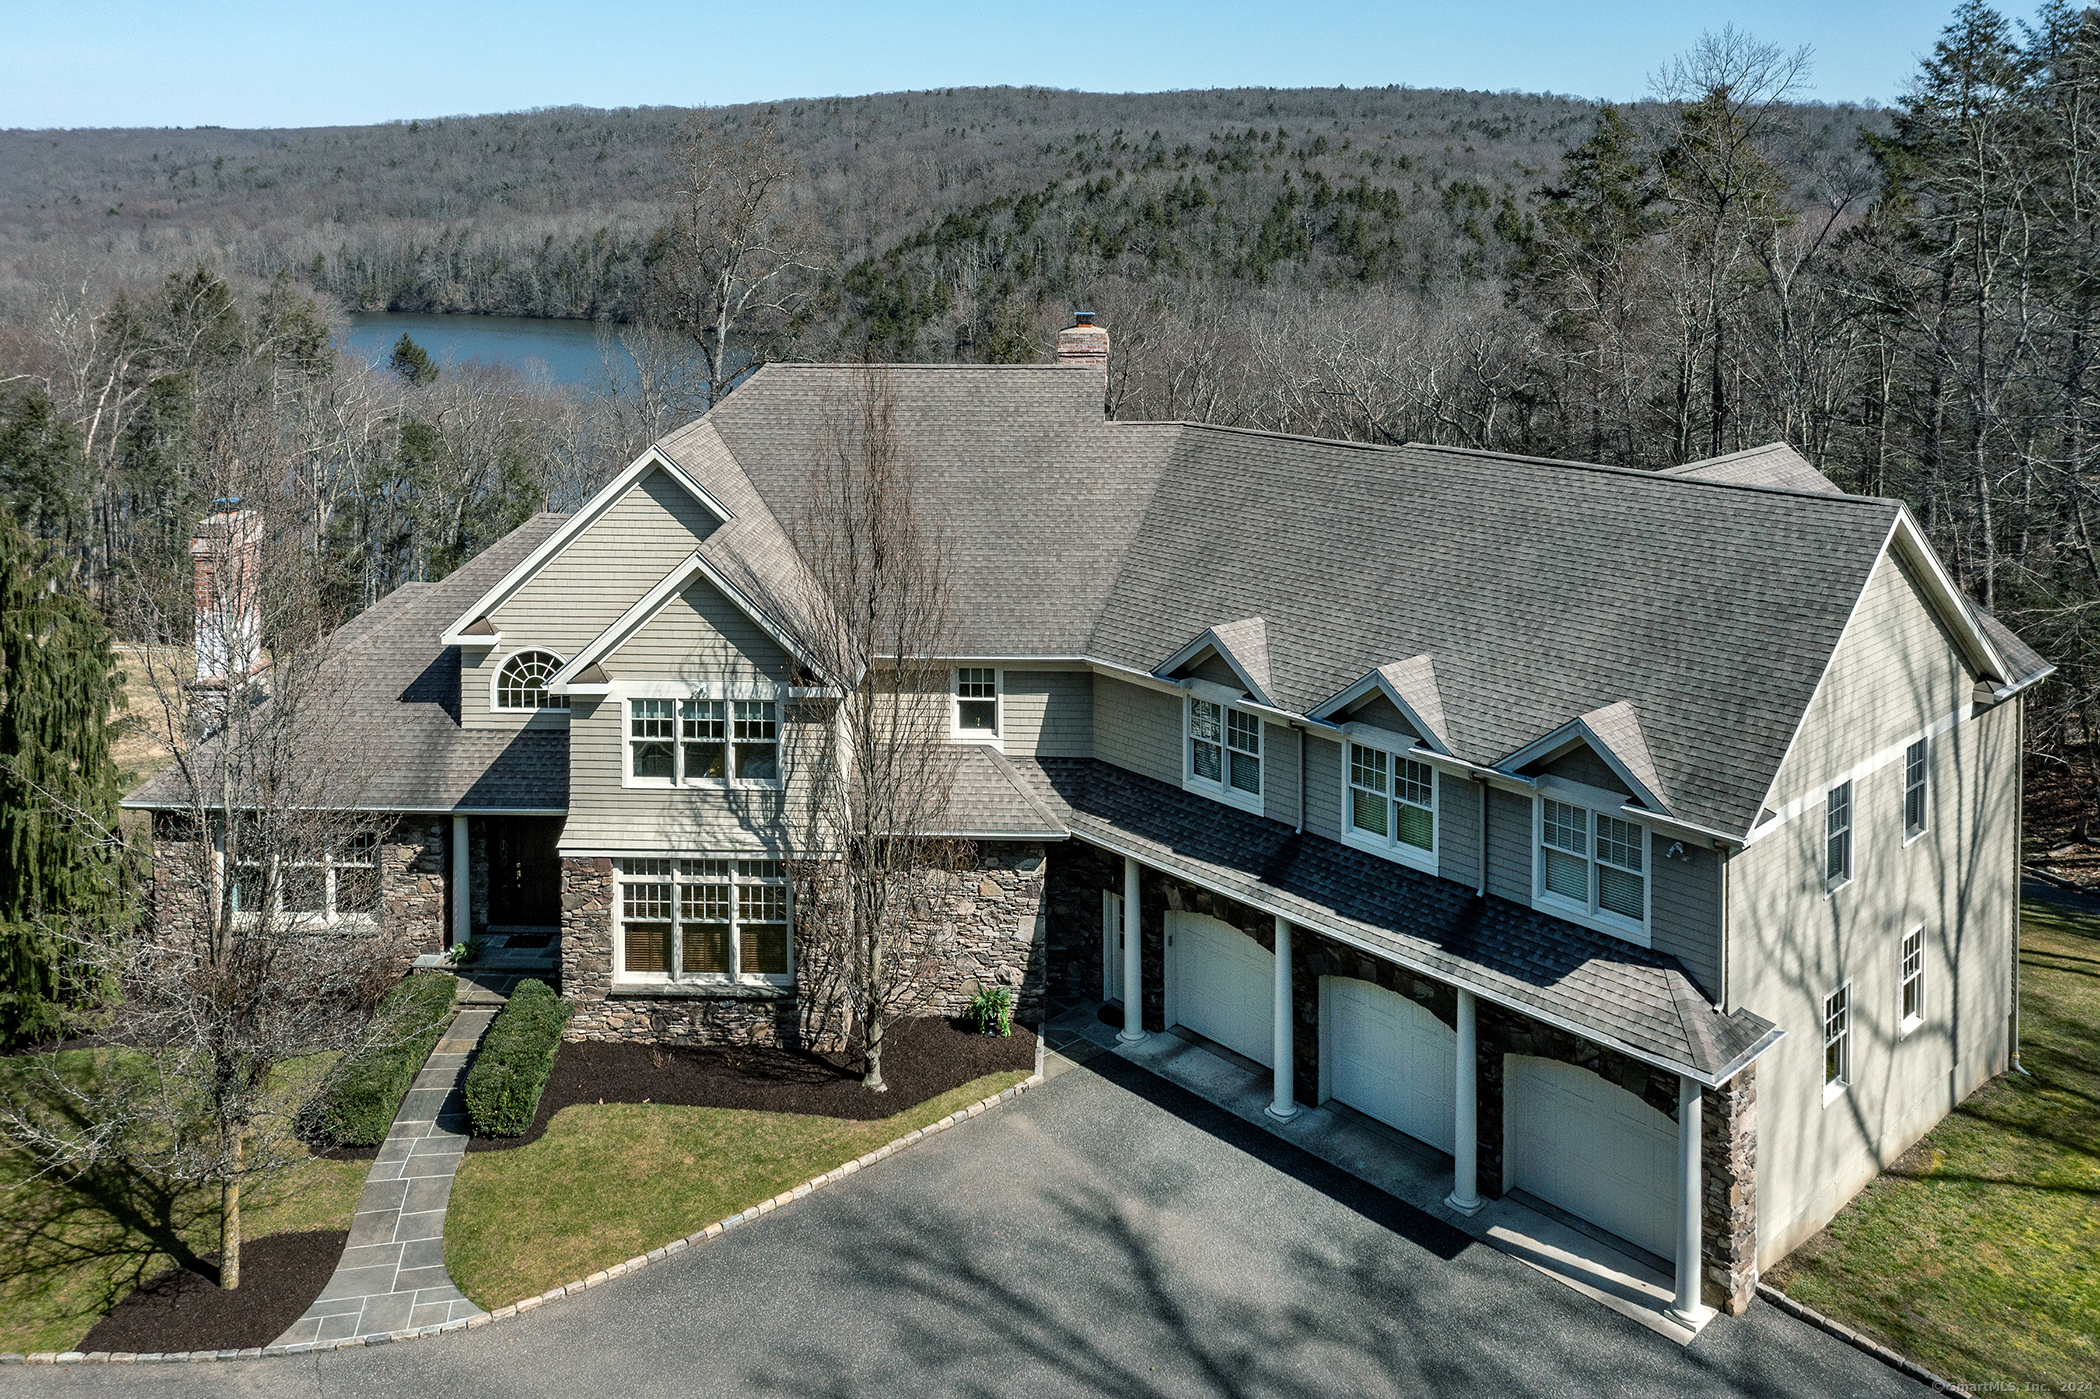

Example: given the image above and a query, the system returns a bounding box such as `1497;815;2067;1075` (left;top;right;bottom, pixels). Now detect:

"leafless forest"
6;3;2100;846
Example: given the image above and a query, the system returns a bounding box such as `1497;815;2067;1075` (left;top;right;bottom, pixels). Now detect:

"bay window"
1188;696;1261;809
1536;798;1647;935
615;857;792;983
1345;741;1436;867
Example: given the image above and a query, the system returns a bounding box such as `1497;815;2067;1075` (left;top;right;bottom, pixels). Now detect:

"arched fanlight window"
495;651;570;711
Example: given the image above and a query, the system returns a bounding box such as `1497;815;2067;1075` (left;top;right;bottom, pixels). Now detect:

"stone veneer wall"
1044;834;1759;1305
146;812;447;964
557;841;1047;1049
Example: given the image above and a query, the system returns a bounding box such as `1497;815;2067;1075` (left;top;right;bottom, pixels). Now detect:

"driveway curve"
0;1055;1929;1399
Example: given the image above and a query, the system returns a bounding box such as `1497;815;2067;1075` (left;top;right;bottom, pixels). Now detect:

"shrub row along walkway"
275;1004;494;1346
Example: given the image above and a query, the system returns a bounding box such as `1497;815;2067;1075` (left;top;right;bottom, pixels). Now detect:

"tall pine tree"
0;511;129;1044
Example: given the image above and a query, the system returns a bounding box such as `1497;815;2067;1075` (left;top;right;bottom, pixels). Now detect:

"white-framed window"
1826;781;1853;892
954;667;1001;740
614;857;792;984
494;650;570;711
1535;798;1647;937
1344;741;1436;869
228;830;380;923
628;697;780;785
1903;739;1928;841
1187;696;1262;811
1823;983;1851;1096
1900;926;1925;1032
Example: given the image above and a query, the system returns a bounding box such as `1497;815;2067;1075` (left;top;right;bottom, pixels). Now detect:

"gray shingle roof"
124;514;572;813
1661;443;1844;495
1010;756;1777;1083
935;746;1066;837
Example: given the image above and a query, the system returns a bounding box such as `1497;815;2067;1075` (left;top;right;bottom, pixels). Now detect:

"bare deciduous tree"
786;366;965;1092
649;117;826;408
0;482;409;1291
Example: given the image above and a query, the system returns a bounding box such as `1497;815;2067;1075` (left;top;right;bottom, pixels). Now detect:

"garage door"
1325;978;1455;1153
1506;1056;1678;1259
1169;912;1272;1067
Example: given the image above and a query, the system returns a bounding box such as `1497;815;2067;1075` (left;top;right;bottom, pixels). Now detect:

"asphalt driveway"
0;1054;1928;1398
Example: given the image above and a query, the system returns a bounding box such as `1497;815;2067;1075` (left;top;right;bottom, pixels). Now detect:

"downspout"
1476;776;1489;898
2013;695;2026;1074
1296;724;1307;835
1717;844;1731;1014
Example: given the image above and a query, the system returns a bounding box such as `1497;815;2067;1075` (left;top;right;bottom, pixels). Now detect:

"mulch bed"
75;1230;348;1355
467;1014;1036;1152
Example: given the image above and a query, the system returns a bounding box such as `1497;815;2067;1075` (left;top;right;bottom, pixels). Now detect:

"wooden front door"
488;818;563;929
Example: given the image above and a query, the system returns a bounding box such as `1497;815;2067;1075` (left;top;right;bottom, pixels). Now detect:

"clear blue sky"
1;1;2034;130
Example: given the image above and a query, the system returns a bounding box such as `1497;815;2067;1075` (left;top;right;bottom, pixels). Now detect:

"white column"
1666;1073;1712;1327
1444;989;1483;1214
1117;855;1146;1043
451;814;471;951
1266;917;1298;1121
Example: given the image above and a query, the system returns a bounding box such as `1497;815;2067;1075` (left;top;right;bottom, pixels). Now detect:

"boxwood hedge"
308;972;457;1147
462;978;571;1137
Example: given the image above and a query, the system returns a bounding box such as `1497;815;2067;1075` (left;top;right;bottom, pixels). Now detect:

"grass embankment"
0;1050;366;1355
446;1069;1030;1308
1766;899;2100;1388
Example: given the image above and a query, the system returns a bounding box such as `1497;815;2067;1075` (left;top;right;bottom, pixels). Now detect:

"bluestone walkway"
274;1004;493;1346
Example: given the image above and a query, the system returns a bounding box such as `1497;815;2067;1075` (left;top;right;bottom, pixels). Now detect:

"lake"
340;312;634;389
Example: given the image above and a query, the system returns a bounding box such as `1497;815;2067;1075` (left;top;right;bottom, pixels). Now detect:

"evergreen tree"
0;512;129;1045
0;392;88;544
389;333;439;387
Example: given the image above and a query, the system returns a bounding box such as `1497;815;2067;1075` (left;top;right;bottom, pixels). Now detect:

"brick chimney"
1056;311;1109;372
190;501;264;688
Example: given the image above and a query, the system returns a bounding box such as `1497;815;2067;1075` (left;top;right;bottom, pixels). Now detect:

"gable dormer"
1154;617;1275;705
1501;700;1670;817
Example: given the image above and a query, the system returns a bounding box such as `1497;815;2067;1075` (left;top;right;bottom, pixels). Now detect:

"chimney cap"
1072;311;1096;326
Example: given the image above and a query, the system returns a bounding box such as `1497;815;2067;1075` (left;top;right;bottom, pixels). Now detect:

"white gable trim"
1306;668;1453;756
547;550;819;691
441;444;736;643
1153;625;1274;707
1497;721;1670;816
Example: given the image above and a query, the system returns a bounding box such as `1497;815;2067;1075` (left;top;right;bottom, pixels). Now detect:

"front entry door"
488;818;562;929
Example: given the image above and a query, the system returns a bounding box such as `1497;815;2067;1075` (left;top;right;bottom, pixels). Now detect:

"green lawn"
0;1050;367;1355
446;1069;1030;1309
1765;899;2100;1388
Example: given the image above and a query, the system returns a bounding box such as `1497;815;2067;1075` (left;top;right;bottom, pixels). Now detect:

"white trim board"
1742;702;1971;848
548;550;821;691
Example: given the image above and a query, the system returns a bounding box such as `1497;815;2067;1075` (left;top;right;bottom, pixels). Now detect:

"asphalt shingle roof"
125;514;572;813
1010;756;1777;1082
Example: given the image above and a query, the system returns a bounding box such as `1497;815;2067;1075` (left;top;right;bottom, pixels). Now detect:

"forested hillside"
8;4;2100;856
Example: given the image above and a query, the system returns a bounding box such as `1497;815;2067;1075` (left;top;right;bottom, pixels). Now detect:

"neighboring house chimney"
1057;311;1109;373
190;500;264;687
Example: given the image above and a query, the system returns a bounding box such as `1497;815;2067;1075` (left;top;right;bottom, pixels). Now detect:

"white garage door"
1169;912;1272;1067
1325;978;1455;1153
1507;1056;1679;1259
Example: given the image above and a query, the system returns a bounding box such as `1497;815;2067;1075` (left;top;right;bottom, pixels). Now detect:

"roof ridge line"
1409;441;1899;507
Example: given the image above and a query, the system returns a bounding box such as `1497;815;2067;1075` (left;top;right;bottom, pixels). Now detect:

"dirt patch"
468;1015;1035;1151
74;1229;347;1355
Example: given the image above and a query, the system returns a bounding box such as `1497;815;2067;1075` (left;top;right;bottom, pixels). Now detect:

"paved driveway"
2;1055;1927;1398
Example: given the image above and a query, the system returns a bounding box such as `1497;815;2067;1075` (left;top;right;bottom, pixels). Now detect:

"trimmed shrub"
462;978;571;1137
307;972;456;1147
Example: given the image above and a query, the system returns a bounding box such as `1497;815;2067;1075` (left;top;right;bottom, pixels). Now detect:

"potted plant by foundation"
967;986;1013;1037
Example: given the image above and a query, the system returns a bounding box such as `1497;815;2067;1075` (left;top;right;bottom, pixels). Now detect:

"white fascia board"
442;628;502;649
1306;668;1453;756
1152;628;1273;707
1887;510;2008;681
441;444;736;641
1496;718;1671;817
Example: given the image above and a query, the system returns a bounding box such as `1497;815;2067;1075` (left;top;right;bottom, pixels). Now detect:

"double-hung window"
955;667;1000;739
1823;984;1851;1096
629;697;780;784
615;857;791;984
1826;781;1853;891
1536;799;1647;936
229;829;380;923
1345;741;1436;867
1900;926;1925;1031
1188;697;1261;809
1903;739;1928;840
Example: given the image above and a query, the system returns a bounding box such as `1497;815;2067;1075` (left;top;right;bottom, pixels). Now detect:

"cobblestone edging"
1753;1283;1971;1398
0;1038;1049;1369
